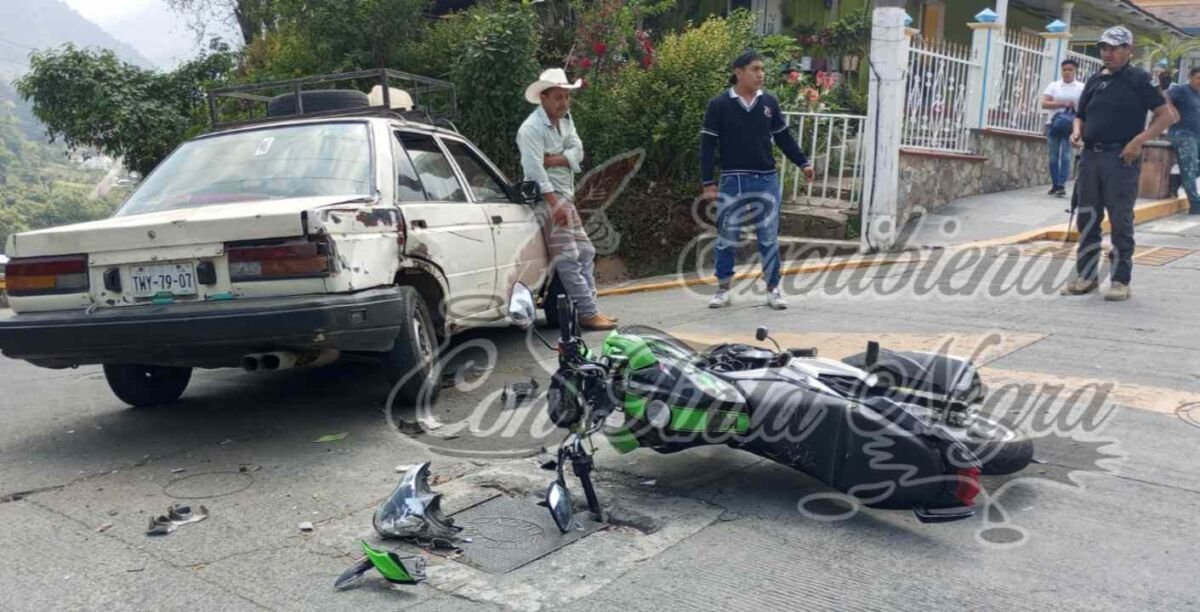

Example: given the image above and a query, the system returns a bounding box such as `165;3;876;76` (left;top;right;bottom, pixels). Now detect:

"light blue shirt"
517;106;584;196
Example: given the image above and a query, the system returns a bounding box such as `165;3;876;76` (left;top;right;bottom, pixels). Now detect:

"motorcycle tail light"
954;467;982;506
5;254;89;295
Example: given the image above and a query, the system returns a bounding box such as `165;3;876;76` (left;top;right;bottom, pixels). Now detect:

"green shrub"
570;12;758;273
450;2;541;177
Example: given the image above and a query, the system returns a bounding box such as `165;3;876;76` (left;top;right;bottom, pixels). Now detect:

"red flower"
641;55;653;69
815;71;836;90
592;41;608;56
786;70;801;84
580;57;593;70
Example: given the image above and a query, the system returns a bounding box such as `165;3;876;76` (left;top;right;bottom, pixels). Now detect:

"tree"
240;0;431;78
15;44;236;176
1141;33;1200;80
164;0;278;46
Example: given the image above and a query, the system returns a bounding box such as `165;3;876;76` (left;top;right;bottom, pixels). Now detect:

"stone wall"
973;129;1052;194
897;128;1051;227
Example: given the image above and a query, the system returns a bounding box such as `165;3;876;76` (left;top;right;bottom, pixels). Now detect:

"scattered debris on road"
146;503;209;536
314;432;349;443
502;378;540;409
96;522;113;533
298;521;315;532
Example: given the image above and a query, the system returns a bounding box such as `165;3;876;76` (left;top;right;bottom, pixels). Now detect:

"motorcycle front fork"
571;451;602;518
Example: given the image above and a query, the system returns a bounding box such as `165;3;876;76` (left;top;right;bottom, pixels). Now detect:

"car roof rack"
206;68;458;132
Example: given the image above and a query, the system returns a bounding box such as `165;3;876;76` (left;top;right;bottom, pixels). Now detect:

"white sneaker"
709;290;732;308
767;288;788;310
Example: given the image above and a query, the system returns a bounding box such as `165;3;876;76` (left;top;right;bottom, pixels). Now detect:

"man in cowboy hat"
1061;26;1176;302
518;68;619;330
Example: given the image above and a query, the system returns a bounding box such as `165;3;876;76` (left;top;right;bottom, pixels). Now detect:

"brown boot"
1059;277;1099;296
579;313;618;331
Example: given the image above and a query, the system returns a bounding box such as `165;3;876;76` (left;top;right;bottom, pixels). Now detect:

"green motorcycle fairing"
599;329;750;453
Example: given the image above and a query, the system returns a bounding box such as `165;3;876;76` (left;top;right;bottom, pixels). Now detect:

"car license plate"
129;263;197;297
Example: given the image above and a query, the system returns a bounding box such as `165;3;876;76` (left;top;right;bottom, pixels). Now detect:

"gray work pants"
539;198;598;317
1074;147;1140;285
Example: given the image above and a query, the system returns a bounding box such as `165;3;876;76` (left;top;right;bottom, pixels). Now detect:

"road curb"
596;196;1188;298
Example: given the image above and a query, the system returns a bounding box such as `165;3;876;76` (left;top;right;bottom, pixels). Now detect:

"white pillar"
965;20;1006;131
1041;31;1072;93
1062;2;1074;29
860;4;909;253
995;0;1009;26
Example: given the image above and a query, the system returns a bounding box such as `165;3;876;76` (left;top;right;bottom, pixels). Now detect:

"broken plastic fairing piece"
373;462;462;541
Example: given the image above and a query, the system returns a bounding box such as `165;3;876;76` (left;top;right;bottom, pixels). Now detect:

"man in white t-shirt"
1041;59;1086;197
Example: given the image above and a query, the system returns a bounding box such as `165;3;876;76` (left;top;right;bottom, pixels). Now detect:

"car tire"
266;90;370;117
542;272;566;329
381;287;441;408
103;364;193;408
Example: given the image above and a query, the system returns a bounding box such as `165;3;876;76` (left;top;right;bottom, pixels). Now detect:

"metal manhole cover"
437;495;603;574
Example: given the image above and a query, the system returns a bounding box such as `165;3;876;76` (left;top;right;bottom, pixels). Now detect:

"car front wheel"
103;364;193;408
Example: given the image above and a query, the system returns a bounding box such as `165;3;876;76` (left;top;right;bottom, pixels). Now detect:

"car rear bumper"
0;288;406;368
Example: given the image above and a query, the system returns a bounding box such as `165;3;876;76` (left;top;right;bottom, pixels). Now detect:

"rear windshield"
116;122;373;216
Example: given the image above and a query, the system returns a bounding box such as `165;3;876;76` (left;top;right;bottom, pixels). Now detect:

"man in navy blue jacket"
700;50;814;309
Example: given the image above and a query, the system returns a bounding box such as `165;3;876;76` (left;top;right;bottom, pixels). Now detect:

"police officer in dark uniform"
1061;26;1176;302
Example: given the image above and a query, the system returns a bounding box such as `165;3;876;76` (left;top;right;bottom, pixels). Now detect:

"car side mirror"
545;480;574;533
514;181;542;205
508;282;536;330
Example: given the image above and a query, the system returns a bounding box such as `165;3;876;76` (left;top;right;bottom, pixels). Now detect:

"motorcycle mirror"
545;480;574;533
755;326;769;342
508;282;537;330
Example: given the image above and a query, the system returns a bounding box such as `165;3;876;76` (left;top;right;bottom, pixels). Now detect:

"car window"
397;133;467;203
443;140;512;203
393;132;428;202
116;122;372;216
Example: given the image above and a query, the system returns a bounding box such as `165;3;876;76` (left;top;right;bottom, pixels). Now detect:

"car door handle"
491;215;504;224
411;219;427;229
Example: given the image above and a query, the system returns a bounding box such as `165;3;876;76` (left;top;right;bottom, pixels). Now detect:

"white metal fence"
781;111;866;211
987;30;1049;135
902;37;976;153
1066;50;1104;84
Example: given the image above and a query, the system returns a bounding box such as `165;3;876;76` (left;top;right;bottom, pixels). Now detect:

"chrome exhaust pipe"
261;351;298;371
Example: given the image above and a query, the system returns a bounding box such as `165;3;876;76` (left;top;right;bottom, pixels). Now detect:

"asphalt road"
1;215;1199;611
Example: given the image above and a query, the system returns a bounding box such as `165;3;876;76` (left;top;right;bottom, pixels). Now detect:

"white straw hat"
524;68;582;104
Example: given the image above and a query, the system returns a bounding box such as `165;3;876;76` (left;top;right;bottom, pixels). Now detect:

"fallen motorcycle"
506;283;1034;529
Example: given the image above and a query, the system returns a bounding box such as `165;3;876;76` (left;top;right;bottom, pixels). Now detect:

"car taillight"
5;254;89;295
954;467;982;506
226;236;333;281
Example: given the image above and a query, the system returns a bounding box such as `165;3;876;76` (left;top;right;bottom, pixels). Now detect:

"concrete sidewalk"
904;182;1189;248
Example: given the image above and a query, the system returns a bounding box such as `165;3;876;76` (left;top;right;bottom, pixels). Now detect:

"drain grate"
1020;243;1195;267
438;495;604;574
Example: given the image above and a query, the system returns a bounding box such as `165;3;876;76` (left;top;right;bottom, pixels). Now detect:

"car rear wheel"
103;364;193;408
381;287;441;408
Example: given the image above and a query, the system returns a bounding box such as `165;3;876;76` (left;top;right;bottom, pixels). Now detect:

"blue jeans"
715;172;782;290
1048;133;1072;187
